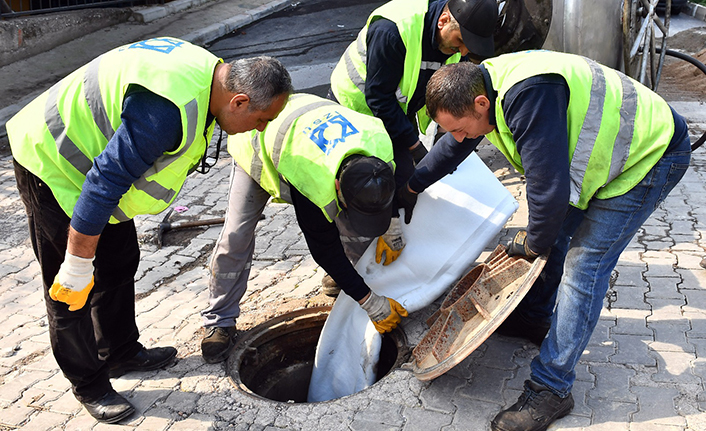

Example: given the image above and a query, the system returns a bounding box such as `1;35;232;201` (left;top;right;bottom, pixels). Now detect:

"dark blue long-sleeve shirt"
365;0;454;151
407;67;688;254
291;186;369;301
71;86;184;235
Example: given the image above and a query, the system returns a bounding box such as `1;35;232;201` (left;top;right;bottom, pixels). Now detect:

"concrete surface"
1;1;706;430
0;7;132;66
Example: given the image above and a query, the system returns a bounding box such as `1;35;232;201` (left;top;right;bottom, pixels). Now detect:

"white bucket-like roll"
308;150;519;402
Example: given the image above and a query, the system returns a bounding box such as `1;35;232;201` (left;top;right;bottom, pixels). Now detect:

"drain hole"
227;306;409;403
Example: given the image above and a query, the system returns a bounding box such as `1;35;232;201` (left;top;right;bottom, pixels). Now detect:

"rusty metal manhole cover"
410;245;546;380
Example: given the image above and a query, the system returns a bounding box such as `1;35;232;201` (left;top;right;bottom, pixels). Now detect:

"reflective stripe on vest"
42;53;203;222
569;58;637;205
247;95;342;219
483;50;673;209
340;34;408;106
231;94;395;222
343;35;367;94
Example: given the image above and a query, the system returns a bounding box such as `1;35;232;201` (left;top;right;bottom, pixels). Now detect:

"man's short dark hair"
426;62;487;120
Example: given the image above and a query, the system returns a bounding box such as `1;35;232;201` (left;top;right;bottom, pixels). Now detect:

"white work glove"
359;291;408;333
49;252;95;311
375;217;405;266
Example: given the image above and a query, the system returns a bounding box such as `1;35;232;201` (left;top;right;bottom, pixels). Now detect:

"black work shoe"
496;310;550;346
201;326;238;364
491;380;574;431
321;274;341;297
81;389;135;424
108;346;177;378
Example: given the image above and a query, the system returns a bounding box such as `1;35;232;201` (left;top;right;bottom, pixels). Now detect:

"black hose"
656;47;706;151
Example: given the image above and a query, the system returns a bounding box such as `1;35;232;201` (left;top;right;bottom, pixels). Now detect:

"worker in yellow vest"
398;51;691;431
200;94;407;363
324;0;498;294
7;37;292;424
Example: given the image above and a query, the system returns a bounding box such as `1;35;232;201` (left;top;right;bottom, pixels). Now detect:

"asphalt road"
206;0;386;96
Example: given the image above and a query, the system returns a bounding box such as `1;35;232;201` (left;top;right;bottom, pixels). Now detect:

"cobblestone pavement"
2;1;706;430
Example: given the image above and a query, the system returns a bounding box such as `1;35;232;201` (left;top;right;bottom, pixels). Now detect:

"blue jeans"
523;143;691;397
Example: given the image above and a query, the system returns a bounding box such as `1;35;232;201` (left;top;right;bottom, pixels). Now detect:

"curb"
0;0;291;142
179;0;290;46
684;1;706;21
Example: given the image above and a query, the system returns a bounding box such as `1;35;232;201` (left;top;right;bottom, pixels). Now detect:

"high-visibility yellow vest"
330;0;461;132
228;94;395;222
483;50;674;209
7;37;220;222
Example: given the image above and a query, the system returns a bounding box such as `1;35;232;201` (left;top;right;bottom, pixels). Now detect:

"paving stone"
352;400;403;428
646;298;688;322
444;397;501;431
61;412;99;430
588;365;637;402
164;413;213;430
609;308;652;336
588;315;616;345
585;397;636;430
674;251;705;270
631;386;685;426
472;338;522;370
644;240;676;252
651;351;701;385
612;265;648;288
630;424;685;431
401;407;453;431
349;418;400;431
649;322;695;353
135;414;172;431
645;276;685;300
610;284;651;310
21;409;70;430
33;371;71;393
456;366;512;403
579;340;615;363
675;267;706;290
570;379;593;418
644;259;678;283
127;388;172;416
112;374;146;393
611;334;657;366
684;312;706;344
0;370;53;403
42;388;82;415
683;289;706;315
575;364;595;383
165;390;200;415
419;374;464;414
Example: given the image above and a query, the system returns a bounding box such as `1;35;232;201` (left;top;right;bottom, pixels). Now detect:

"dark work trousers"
14;160;143;402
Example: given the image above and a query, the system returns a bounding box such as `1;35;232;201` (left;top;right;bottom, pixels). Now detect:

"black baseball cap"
448;0;498;59
339;155;395;238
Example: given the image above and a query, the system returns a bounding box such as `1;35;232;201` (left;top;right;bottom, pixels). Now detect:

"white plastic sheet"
307;152;518;402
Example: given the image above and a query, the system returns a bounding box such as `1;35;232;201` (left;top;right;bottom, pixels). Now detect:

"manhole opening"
227;306;409;403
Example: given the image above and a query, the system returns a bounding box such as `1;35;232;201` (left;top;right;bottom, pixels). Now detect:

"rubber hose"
656;47;706;151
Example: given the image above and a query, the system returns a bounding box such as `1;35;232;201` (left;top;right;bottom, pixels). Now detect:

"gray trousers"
201;162;373;327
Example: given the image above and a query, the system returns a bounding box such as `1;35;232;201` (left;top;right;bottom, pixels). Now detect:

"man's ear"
437;11;450;29
474;95;491;112
230;93;250;111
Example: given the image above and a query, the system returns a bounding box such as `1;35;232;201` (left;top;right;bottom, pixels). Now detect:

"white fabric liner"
308;152;519;402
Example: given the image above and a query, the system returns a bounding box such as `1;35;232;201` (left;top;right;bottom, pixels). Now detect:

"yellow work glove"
375;217;405;266
49;252;95;311
359;291;409;333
